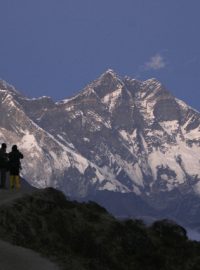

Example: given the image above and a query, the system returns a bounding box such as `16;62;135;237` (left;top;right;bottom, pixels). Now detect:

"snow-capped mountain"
1;70;200;202
0;80;107;197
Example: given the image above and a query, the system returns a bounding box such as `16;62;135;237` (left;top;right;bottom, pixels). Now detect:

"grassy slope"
0;188;199;270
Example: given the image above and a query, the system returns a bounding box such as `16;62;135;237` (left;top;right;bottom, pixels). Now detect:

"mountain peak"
143;77;162;86
0;79;21;98
104;68;117;75
0;79;16;91
89;69;123;99
99;69;120;81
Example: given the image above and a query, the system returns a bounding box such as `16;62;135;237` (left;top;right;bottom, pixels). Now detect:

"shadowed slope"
0;187;199;269
0;180;59;269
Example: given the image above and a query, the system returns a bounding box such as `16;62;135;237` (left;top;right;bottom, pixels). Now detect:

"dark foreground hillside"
0;188;199;270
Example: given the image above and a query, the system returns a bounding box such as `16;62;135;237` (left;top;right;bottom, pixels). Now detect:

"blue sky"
0;0;200;110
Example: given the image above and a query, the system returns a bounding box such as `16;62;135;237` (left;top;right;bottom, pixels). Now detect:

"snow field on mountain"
102;87;122;112
2;71;200;197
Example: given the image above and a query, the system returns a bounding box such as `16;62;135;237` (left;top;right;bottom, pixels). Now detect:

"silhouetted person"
0;143;8;188
8;145;23;190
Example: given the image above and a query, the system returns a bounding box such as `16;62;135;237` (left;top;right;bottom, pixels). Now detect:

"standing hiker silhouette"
8;145;23;190
0;143;9;189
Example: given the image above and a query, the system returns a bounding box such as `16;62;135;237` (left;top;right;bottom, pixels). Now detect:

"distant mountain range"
1;70;200;230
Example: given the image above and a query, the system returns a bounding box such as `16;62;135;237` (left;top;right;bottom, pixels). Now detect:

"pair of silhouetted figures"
0;143;23;190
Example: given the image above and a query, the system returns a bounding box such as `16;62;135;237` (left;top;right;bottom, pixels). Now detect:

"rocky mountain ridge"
1;70;200;200
0;79;105;196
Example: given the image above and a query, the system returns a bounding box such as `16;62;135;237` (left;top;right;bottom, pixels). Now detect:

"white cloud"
144;54;166;70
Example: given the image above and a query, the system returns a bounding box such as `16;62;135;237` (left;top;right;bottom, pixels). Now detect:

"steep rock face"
1;70;200;199
18;70;200;197
0;85;108;197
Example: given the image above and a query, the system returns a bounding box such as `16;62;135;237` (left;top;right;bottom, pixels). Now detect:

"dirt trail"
0;188;60;270
0;239;59;270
